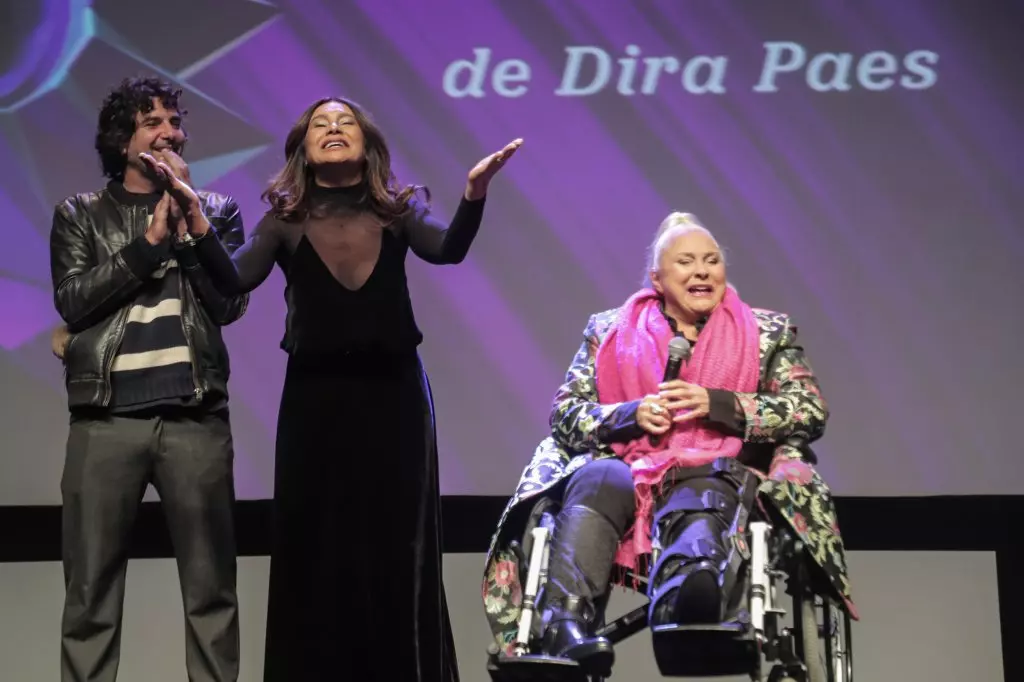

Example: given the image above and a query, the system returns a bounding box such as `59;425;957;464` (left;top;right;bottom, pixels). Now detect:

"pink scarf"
594;287;761;569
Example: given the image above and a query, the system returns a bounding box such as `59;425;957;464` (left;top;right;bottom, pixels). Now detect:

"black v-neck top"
195;183;485;356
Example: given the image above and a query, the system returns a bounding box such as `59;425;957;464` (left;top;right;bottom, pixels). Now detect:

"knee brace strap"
661;456;749;489
708;456;751;488
650;528;728;590
647;560;719;620
652;488;735;528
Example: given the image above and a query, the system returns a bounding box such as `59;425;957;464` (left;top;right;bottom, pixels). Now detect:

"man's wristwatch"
177;230;209;246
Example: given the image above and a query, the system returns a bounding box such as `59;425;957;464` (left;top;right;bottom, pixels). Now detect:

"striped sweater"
108;184;197;411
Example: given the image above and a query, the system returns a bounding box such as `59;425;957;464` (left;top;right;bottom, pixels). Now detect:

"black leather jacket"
49;182;248;409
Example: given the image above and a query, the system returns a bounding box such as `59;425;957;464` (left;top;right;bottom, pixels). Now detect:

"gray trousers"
60;409;239;682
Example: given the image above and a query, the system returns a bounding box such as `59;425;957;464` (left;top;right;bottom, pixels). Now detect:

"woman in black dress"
146;97;521;681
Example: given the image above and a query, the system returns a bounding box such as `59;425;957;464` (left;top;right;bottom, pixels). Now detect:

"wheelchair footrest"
651;622;757;677
487;654;592;682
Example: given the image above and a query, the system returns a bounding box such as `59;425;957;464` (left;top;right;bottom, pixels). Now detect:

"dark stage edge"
2;495;1020;680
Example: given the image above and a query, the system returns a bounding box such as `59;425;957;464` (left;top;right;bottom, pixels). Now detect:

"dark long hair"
262;96;428;223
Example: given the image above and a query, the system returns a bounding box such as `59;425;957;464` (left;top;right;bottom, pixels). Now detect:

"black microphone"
663;336;691;383
649;336;691;445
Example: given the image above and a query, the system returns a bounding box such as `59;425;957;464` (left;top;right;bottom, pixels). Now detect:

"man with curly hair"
49;75;248;682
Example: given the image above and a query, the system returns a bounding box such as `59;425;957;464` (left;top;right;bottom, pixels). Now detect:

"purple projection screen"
0;0;1021;504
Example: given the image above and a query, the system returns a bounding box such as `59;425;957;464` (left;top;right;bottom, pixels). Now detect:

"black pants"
547;457;743;624
60;409;239;682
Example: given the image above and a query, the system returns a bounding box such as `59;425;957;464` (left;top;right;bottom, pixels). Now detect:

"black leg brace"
647;457;758;627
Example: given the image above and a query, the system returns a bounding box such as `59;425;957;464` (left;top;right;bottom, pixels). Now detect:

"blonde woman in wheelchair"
482;213;857;680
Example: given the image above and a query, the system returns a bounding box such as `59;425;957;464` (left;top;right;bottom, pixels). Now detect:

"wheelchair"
486;473;855;682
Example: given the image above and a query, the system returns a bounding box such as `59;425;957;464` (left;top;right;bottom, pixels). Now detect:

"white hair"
644;212;728;285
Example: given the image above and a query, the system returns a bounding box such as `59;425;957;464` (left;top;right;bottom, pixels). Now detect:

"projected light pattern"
1;0;1022;504
0;0;94;114
0;3;277;335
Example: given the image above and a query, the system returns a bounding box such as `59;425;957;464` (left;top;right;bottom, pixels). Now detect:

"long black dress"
194;183;485;681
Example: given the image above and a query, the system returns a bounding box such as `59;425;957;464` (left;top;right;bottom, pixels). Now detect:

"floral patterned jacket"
481;306;858;655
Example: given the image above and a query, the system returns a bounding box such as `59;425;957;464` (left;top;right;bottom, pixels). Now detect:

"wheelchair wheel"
796;596;852;682
768;593;838;682
821;597;853;682
799;596;827;682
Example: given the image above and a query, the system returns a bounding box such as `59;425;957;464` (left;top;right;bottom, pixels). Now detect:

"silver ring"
649;404;664;415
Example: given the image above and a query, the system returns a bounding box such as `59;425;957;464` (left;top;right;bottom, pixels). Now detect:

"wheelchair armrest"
508;540;528;572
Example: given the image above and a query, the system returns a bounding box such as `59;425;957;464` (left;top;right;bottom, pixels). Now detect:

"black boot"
539;504;619;675
540;595;614;674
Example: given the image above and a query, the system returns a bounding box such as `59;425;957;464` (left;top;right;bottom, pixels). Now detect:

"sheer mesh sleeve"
195;212;285;295
401;196;485;264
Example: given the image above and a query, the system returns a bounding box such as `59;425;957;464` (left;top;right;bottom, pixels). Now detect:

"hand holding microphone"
639;337;691;438
658;336;711;424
